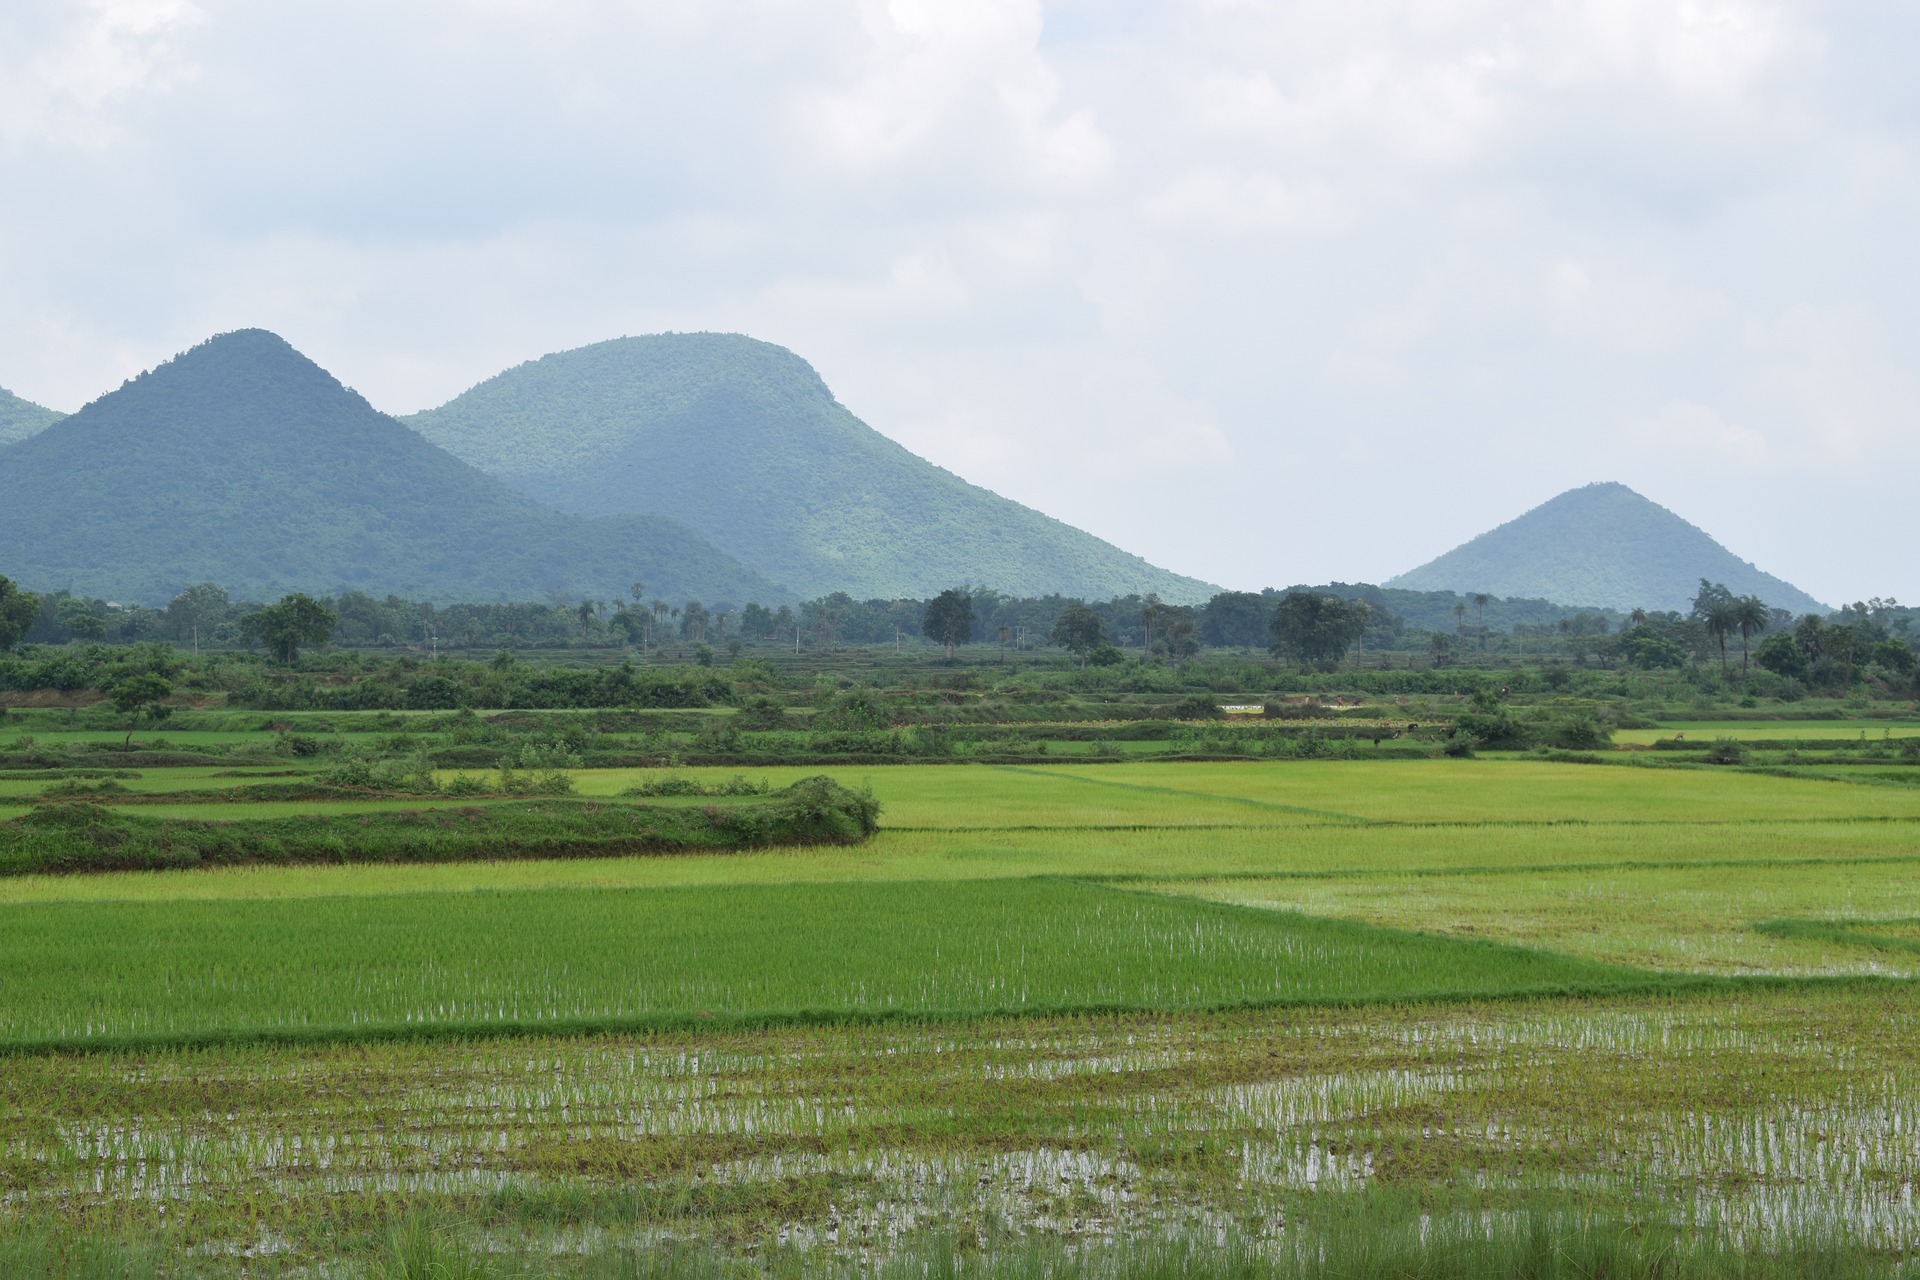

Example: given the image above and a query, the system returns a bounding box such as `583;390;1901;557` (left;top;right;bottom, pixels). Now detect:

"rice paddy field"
5;741;1920;1274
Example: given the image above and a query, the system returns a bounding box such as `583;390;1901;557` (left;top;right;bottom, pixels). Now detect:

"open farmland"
4;743;1920;1273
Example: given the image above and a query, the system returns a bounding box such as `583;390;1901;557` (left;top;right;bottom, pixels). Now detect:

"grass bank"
0;776;879;875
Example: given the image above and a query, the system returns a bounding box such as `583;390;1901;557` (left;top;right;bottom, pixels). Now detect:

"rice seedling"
4;989;1920;1271
1152;860;1920;975
0;879;1650;1049
557;760;1920;829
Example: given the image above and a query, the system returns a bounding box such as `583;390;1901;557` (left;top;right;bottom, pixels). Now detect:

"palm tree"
1473;593;1490;651
1452;603;1467;636
1731;596;1770;675
1140;594;1162;656
1704;600;1739;678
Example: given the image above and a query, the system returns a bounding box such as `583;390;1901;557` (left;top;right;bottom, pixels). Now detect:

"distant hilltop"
0;329;1217;606
0;330;784;605
406;332;1218;604
1387;482;1828;615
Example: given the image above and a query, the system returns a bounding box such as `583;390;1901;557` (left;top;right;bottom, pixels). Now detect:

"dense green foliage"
1388;482;1827;614
920;587;974;657
0;574;36;651
0;385;61;447
407;333;1218;602
240;591;335;662
1268;591;1370;667
0;777;877;875
0;331;781;606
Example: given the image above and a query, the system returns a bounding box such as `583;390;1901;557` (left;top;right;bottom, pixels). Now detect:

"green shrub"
1705;738;1749;765
735;696;788;730
814;688;890;731
622;773;769;798
1454;709;1529;750
1543;714;1610;751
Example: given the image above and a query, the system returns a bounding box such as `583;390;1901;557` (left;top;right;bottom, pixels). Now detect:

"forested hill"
0;330;785;606
1387;482;1828;615
0;386;62;446
406;333;1218;604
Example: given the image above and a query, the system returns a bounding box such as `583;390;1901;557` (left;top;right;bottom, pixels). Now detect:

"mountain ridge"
0;385;62;447
1387;482;1827;615
406;332;1219;604
0;330;786;607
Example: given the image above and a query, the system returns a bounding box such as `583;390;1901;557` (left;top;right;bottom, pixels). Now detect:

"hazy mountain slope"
0;386;62;446
0;330;784;606
1387;482;1827;614
407;333;1218;603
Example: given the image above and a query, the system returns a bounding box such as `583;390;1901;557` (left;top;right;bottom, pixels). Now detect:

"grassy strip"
1094;851;1920;884
0;978;1748;1060
0;776;879;875
994;764;1378;822
885;814;1920;834
1757;916;1920;955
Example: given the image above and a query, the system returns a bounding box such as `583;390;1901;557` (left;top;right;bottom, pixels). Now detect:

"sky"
2;0;1916;607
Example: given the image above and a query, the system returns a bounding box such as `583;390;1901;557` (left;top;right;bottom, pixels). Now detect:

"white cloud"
1144;170;1346;235
792;0;1112;189
1634;400;1770;467
0;0;205;149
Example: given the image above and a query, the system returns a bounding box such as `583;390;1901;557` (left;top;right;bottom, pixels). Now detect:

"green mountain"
0;386;62;446
0;330;785;607
406;333;1218;603
1387;482;1827;615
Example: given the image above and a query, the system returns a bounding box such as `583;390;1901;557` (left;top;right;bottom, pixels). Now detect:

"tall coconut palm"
1473;594;1490;651
1731;596;1770;675
1140;594;1162;656
1704;600;1740;678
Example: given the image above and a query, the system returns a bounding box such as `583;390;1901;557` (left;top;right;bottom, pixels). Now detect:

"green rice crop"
4;816;1915;907
2;751;1919;1271
1615;721;1920;744
568;759;1920;826
5;988;1920;1270
1151;859;1920;976
0;879;1650;1048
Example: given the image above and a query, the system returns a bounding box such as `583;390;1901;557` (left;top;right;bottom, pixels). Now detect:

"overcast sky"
3;0;1915;605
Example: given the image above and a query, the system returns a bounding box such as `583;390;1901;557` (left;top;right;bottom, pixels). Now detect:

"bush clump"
1704;738;1750;765
0;778;881;876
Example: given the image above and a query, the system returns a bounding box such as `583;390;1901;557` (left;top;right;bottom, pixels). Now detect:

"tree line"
3;571;1914;695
